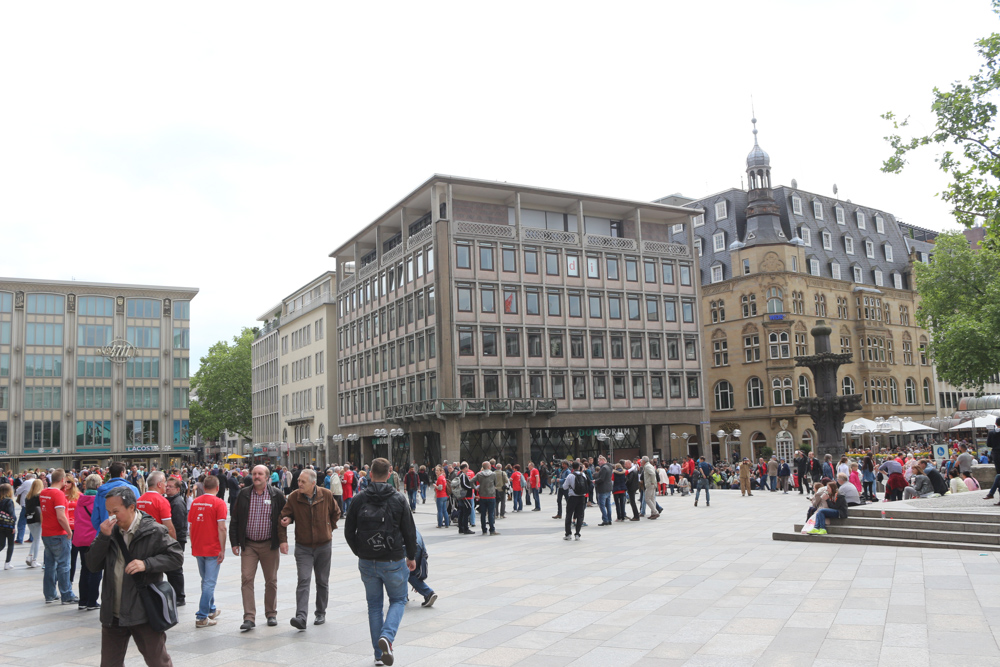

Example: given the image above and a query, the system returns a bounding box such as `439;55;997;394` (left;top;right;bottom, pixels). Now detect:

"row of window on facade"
0;385;190;410
282;351;325;384
338;287;435;351
0;419;193;451
280;385;326;416
0;354;190;379
339;330;437;385
721;328;926;366
281;317;324;355
455;285;697;323
0;322;189;349
713;375;932;411
456;328;699;363
338;247;434;318
715;292;910;326
0;295;190;319
707;254;904;288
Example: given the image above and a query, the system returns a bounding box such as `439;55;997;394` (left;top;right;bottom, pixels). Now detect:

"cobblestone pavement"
2;488;999;667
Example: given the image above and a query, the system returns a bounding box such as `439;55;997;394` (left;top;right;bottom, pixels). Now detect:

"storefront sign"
768;314;784;321
100;339;137;364
126;444;160;453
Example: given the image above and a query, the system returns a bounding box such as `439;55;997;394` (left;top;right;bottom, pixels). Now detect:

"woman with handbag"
74;474;103;610
0;483;16;569
24;479;43;568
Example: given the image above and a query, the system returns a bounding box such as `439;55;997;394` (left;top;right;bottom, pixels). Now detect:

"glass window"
524;249;538;274
482;330;497;356
126;326;160;348
456;244;471;269
505;331;520;357
527;333;542;357
664;299;677;322
644;260;656;283
529;374;544;398
651;376;664;399
662;262;674;284
460;374;476;398
566;255;580;277
26;294;64;314
78;325;114;347
78;296;114;317
546;252;559;276
481;288;495;313
587;256;600;279
547;292;561;317
649;336;662;359
594;374;607;399
458;330;474;356
625;258;638;282
127;299;161;318
591;335;604;359
607;256;619;281
549;333;563;358
480;245;494;271
571;335;585;359
608;295;621;319
610;335;624;359
630;336;643;360
502;247;517;272
526;291;540;316
588;295;601;318
173;327;190;349
628;295;640;321
568;293;582;317
613;376;626;399
680;265;692;286
682;302;694;323
552;375;565;400
507;374;522;399
457;287;472;312
646;297;658;321
503;289;517;314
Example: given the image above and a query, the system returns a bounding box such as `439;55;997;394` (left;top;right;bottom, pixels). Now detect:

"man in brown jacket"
279;468;341;630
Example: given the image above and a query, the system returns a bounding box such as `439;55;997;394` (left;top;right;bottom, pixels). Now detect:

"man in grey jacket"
473;462;499;536
641;458;660;519
86;486;184;667
593;456;614;526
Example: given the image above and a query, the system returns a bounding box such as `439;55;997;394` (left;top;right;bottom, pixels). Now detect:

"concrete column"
639;423;653;458
516;427;531;468
652;425;665;461
411;432;426;467
361;437;374;466
441;419;462;463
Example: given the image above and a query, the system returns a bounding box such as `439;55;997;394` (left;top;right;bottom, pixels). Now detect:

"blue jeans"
343;497;353;514
436;497;450;527
532;488;540;508
407;490;418;511
419;482;427;503
596;492;612;523
359;558;409;660
469;500;476;527
989;474;1000;497
408;570;434;599
42;535;73;601
813;508;840;530
479;498;496;533
195;556;221;620
16;504;27;542
512;490;523;511
695;479;710;503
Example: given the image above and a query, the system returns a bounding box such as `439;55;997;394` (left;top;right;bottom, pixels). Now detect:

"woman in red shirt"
434;465;450;528
64;476;82;584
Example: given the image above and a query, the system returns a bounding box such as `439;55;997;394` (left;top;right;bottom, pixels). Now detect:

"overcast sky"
1;1;994;369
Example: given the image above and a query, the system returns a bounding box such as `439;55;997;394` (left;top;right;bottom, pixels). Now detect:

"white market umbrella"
893;421;936;434
843;417;879;434
950;415;997;431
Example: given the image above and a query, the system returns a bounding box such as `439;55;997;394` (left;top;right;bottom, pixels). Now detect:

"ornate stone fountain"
793;320;863;460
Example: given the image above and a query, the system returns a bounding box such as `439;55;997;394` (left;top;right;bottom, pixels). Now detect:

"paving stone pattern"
1;489;999;666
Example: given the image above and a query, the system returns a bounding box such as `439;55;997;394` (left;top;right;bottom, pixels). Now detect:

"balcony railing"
455;221;516;240
407;225;435;249
381;397;558;421
585;234;637;251
642;240;689;257
337;273;356;294
521;227;579;245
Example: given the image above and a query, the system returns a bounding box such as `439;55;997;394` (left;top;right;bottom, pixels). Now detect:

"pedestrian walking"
86;485;183;667
344;458;418;666
279;468;341;630
189;475;227;628
231;465;286;631
73;474;103;610
693;456;714;507
0;483;15;570
23;479;43;567
164;477;187;607
562;461;587;540
40;468;77;604
408;529;437;608
472;462;499;535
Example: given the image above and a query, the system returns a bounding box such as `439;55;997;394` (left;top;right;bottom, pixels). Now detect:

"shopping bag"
800;515;816;534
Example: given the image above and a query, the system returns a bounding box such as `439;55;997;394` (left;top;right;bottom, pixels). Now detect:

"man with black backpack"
561;461;588;541
344;458;418;667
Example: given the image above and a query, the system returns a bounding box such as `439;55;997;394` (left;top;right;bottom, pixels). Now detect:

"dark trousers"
479;498;496;533
796;472;810;494
627;490;639;518
862;481;877;500
555;488;566;516
101;620;173;667
166;540;186;603
1;531;13;563
532;488;540;508
457;497;471;532
498;492;506;517
78;546;102;608
564;495;585;536
614;493;626;520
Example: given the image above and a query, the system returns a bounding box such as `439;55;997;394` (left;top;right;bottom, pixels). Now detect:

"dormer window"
822;231;832;250
920;251;929;263
713;232;726;253
792;196;802;215
884;244;894;262
865;240;875;259
831;263;842;280
711;264;724;283
874;269;884;287
672;223;683;234
835;206;845;225
715;201;728;220
875;215;885;234
845;236;855;255
810;258;820;276
693;214;705;227
856;211;866;229
853;265;863;283
800;228;812;247
694;238;702;256
813;201;823;219
893;272;903;290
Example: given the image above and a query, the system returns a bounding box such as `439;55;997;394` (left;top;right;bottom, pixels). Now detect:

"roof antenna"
751;95;758;144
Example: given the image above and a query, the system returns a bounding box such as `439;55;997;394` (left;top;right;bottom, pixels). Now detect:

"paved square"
2;489;999;666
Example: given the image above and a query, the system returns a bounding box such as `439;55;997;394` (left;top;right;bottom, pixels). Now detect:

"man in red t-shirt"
434;465;450;528
136;471;177;540
342;468;355;512
189;475;227;628
529;462;542;511
40;468;76;604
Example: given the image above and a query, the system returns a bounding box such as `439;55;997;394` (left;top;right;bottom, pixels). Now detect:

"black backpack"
354;495;395;556
573;472;588;496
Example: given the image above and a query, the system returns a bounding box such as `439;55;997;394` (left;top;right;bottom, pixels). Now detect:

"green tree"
913;232;1000;391
190;327;255;442
882;0;1000;232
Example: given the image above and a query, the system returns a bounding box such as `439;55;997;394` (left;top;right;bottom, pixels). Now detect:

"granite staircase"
772;506;1000;551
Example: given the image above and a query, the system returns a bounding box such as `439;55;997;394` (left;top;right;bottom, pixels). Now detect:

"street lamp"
716;429;741;463
597;432;609;460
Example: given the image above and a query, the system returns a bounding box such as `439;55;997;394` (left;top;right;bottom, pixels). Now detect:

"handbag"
113;530;178;632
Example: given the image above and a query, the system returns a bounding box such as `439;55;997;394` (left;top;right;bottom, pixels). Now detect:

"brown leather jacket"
278;486;341;548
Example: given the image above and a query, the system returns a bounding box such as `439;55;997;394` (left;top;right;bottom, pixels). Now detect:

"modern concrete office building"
251;302;281;459
0;278;197;470
329;176;709;469
668;124;938;460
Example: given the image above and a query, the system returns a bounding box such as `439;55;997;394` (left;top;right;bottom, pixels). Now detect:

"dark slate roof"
674;185;914;289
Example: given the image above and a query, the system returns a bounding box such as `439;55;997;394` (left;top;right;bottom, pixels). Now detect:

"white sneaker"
3;563;12;570
31;561;41;568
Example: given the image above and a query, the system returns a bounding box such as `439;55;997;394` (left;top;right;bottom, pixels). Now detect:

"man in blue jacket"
91;462;141;531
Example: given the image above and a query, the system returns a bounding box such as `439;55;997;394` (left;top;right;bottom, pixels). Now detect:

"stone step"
772;530;1000;551
793;523;1000;545
848;506;1000;524
844;516;1000;534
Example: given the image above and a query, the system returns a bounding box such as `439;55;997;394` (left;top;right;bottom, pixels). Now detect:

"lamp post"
716;428;741;463
389;428;405;468
613;431;625;463
332;434;344;464
670;431;690;459
597;432;609;461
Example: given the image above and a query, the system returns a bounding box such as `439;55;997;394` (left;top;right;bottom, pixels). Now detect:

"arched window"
318;424;325;440
769;331;790;359
919;336;928;365
801;429;814;452
772;377;794;405
751;432;767;459
798;375;810;398
766;287;784;314
923;378;933;404
742;294;757;318
282;428;288;441
890;378;899;404
905;378;917;405
715;381;734;411
747;377;764;408
842;376;855;396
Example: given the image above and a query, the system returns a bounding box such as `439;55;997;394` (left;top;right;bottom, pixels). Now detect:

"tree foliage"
190;327;255;442
913;232;1000;391
882;1;1000;233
